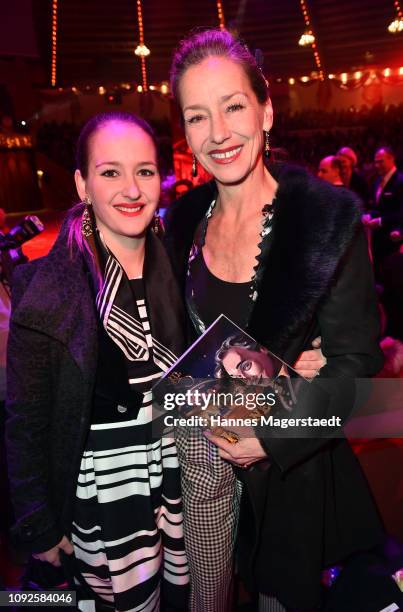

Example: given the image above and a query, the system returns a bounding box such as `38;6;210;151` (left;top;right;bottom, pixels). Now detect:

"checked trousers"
175;428;286;612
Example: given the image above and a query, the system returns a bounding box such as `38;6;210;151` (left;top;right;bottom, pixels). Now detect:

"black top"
92;278;148;424
189;250;251;329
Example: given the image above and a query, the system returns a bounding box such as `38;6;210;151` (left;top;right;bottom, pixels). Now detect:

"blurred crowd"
314;143;403;347
34;102;403;191
272;103;403;172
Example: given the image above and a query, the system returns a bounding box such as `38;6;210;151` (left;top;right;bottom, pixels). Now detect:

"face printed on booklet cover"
220;346;277;381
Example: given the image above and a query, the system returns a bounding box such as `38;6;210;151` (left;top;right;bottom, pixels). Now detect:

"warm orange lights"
216;0;225;30
299;0;324;80
51;0;58;87
388;0;403;32
136;0;149;91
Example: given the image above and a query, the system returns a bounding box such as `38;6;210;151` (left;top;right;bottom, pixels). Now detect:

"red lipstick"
113;203;145;217
208;145;243;165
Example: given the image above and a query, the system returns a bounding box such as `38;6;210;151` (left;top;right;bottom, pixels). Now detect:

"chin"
116;222;149;239
205;158;261;186
213;167;255;186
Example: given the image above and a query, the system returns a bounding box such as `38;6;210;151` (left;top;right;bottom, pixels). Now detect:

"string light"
51;0;58;87
287;65;403;87
41;66;403;97
0;134;32;149
298;0;324;81
388;0;403;32
388;18;403;31
299;32;315;46
135;44;150;56
216;0;225;30
135;0;149;91
56;82;172;95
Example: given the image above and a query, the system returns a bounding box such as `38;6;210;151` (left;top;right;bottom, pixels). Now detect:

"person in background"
337;146;370;206
0;247;12;581
362;147;403;273
173;179;193;200
0;115;14;136
377;244;403;342
0;208;9;233
166;28;384;612
317;155;344;186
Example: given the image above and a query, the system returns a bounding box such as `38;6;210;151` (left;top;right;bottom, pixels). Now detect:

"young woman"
6;112;189;611
166;29;384;611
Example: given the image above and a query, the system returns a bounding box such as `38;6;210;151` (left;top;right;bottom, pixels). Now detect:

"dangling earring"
81;196;93;238
191;154;198;177
264;130;271;159
151;212;165;237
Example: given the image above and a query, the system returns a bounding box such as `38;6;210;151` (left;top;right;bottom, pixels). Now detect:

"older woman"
165;29;384;611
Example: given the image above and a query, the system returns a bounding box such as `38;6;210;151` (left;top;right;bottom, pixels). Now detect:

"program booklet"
153;314;312;442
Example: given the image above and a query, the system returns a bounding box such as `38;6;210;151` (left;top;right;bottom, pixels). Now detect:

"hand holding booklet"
153;314;322;443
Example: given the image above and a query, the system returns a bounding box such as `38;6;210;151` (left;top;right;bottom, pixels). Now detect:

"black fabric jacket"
5;221;186;554
164;163;385;609
370;169;403;262
349;170;370;208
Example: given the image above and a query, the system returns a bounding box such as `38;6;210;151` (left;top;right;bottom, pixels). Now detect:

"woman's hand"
32;535;74;567
203;431;267;468
293;336;326;379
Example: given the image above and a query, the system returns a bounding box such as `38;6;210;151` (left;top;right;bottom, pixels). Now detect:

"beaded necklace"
186;197;276;335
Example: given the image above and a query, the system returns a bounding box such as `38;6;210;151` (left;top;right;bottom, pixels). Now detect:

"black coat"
371;169;403;262
349;170;370;208
5;223;186;554
165;164;384;609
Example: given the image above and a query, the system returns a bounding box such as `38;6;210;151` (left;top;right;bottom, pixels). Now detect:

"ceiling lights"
388;1;403;32
298;31;315;46
51;0;58;86
216;0;225;30
298;0;324;80
135;0;149;91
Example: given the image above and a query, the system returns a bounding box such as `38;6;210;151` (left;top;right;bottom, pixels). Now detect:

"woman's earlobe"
263;99;274;132
74;169;87;201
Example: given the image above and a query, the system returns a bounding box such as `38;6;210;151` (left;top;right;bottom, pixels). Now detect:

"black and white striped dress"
71;274;189;612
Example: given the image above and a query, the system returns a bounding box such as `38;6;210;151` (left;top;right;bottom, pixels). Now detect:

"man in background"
318;156;344;186
337;146;369;207
362;147;403;268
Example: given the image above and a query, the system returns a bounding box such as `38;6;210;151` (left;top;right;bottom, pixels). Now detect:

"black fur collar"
166;164;363;355
248;164;362;354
